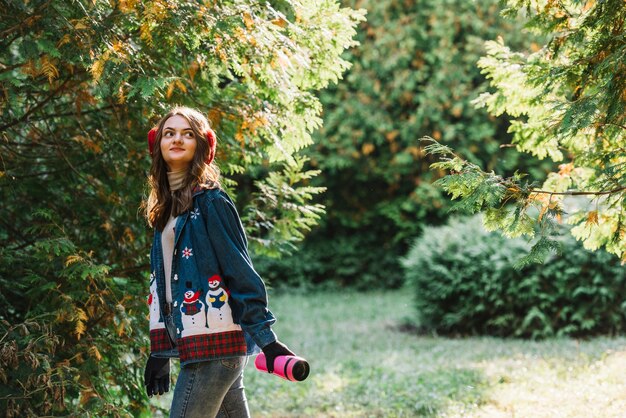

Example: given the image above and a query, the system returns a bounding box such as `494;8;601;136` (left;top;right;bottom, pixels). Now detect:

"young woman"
142;106;294;417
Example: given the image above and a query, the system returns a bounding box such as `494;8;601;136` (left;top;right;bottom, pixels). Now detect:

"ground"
151;289;626;417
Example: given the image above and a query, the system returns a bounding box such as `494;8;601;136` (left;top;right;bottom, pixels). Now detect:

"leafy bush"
402;216;626;339
255;227;403;289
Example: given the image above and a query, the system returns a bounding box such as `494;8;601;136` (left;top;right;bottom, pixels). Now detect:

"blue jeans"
169;356;250;418
164;313;251;418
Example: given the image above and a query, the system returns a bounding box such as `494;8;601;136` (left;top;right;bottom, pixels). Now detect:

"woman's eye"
185;132;194;138
164;132;173;137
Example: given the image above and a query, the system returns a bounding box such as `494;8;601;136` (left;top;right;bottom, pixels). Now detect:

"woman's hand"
261;340;295;373
144;355;170;397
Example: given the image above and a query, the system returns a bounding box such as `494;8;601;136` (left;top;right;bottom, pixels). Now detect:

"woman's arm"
203;191;277;348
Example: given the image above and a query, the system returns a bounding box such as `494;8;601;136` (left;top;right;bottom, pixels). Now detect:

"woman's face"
160;115;197;172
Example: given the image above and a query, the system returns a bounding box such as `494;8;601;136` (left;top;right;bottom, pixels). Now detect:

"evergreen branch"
3;159;92;179
0;61;28;74
425;138;626;198
529;186;626;197
0;0;53;38
31;104;117;121
0;77;71;132
109;264;150;277
597;122;626;131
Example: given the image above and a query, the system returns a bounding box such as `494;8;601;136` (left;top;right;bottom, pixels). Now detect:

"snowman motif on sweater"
148;272;165;330
180;282;207;337
206;275;239;332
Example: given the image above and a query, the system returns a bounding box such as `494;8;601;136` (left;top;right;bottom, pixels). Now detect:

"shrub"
255;228;403;289
401;216;626;339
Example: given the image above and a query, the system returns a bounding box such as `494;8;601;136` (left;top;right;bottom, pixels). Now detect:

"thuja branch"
528;186;626;197
422;138;626;199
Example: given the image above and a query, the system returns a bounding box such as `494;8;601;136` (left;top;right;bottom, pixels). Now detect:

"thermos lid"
290;359;310;381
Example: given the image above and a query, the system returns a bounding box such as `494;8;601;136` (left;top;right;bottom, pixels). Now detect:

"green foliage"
259;0;549;287
402;215;626;339
426;0;626;259
0;213;146;416
0;0;362;414
243;156;327;256
255;227;403;289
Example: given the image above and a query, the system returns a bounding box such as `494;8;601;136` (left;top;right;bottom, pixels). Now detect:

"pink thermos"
254;352;310;381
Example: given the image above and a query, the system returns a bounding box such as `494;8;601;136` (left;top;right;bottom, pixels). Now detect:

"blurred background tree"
256;0;549;289
0;1;363;415
426;0;626;263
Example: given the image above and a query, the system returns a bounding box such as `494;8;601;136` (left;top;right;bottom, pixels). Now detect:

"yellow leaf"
207;108;223;127
75;320;86;340
385;130;399;141
73;135;102;154
140;22;153;44
117;321;126;337
271;17;288;28
111;40;127;59
118;0;139;13
235;130;245;146
582;0;595;12
586;210;599;226
176;79;187;93
72;20;89;30
90;58;105;82
188;60;199;81
558;163;574;176
40;57;59;83
166;80;176;99
124;227;135;242
21;60;38;78
89;346;102;361
117;84;126;104
57;34;72;48
79;388;98;406
361;143;375;155
406;145;421;158
242;12;254;29
76;308;88;322
65;254;82;267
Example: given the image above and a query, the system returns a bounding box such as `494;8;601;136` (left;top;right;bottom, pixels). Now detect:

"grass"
242;288;626;417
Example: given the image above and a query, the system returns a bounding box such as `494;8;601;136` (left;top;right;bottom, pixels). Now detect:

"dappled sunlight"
248;290;626;417
465;347;626;417
312;370;349;396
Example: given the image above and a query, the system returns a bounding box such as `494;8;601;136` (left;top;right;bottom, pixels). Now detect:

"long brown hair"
144;106;220;231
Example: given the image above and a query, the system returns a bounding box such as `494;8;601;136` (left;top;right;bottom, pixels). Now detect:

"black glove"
262;340;295;374
144;355;170;397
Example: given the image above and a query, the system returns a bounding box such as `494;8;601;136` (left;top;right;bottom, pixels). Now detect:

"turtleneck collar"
167;168;187;191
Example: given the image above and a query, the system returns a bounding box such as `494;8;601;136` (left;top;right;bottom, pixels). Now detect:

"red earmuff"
147;127;217;164
205;128;216;165
147;128;157;157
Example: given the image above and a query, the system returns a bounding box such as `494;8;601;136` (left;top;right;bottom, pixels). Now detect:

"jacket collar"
192;184;220;197
192;185;208;197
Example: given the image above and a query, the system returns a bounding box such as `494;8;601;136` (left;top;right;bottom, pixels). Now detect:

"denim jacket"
147;187;277;366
